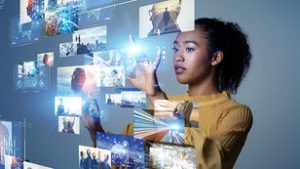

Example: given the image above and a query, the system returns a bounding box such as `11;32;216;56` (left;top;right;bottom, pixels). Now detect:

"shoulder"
217;98;253;130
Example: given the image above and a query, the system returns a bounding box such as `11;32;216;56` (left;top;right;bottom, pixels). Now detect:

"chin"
176;76;190;84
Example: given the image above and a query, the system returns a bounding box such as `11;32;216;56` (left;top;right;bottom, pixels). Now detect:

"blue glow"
126;44;142;56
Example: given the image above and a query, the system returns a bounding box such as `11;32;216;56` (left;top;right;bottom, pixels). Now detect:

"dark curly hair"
195;18;252;94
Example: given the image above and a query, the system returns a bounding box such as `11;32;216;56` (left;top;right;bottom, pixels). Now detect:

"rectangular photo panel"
23;161;53;169
58;116;80;134
96;132;145;168
44;4;79;36
162;99;200;128
91;49;139;77
72;25;107;56
10;0;44;46
59;42;77;57
98;66;125;87
139;0;195;38
1;120;24;167
15;61;49;91
4;155;23;169
148;143;196;169
79;145;111;169
54;96;82;116
117;88;146;108
105;94;121;106
57;65;99;96
0;121;12;166
37;52;54;67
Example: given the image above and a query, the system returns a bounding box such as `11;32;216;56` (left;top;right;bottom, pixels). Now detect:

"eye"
186;47;195;52
172;47;179;53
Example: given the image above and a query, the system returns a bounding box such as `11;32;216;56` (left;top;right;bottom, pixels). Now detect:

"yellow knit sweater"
121;91;253;169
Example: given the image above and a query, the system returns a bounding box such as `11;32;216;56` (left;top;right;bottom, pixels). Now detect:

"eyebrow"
173;40;199;46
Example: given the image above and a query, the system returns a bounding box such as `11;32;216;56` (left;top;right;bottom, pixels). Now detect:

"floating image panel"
72;25;107;55
57;65;99;96
59;42;77;57
96;132;145;168
98;66;125;87
58;116;80;134
37;52;54;67
54;96;82;116
139;0;195;38
79;145;111;169
149;143;196;169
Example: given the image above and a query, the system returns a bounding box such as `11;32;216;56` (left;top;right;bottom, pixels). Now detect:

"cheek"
187;52;211;74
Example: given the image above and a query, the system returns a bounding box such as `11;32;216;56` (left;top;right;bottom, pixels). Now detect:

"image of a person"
106;94;112;105
91;152;99;169
163;8;170;30
173;100;193;127
71;67;86;94
147;1;182;37
111;69;122;87
84;18;253;169
101;154;111;169
57;98;65;115
61;117;68;133
79;151;86;169
66;117;75;133
42;54;49;66
84;149;92;169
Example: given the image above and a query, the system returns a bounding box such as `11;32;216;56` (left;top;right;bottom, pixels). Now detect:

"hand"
127;35;163;97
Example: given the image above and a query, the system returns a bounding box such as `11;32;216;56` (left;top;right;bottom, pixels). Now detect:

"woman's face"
173;28;212;85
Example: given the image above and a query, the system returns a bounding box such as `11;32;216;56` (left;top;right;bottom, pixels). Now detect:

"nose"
173;51;185;63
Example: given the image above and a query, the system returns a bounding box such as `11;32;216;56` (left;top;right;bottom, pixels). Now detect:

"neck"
188;73;220;97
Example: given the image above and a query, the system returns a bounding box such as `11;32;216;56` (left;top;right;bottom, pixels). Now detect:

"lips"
174;65;186;74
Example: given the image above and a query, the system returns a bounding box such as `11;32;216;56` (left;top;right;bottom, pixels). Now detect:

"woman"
85;18;253;169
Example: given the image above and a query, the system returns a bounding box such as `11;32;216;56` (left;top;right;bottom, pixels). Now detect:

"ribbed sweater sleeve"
185;104;253;169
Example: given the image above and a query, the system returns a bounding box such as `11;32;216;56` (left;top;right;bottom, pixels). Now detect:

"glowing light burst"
126;44;143;57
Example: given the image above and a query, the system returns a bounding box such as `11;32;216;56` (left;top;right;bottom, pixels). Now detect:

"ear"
211;51;224;66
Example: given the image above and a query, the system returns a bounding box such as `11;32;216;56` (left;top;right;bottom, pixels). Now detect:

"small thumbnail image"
148;143;196;169
58;116;80;134
92;49;140;76
44;4;79;36
105;94;120;106
0;121;24;167
59;42;77;57
54;96;82;116
82;97;102;119
133;108;184;144
4;155;23;169
57;65;99;96
165;99;199;128
10;0;44;46
98;66;125;87
96;133;145;169
15;61;49;91
23;161;53;169
72;25;107;56
118;89;146;108
37;52;54;67
0;121;12;165
139;0;195;38
79;145;111;169
105;92;145;108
